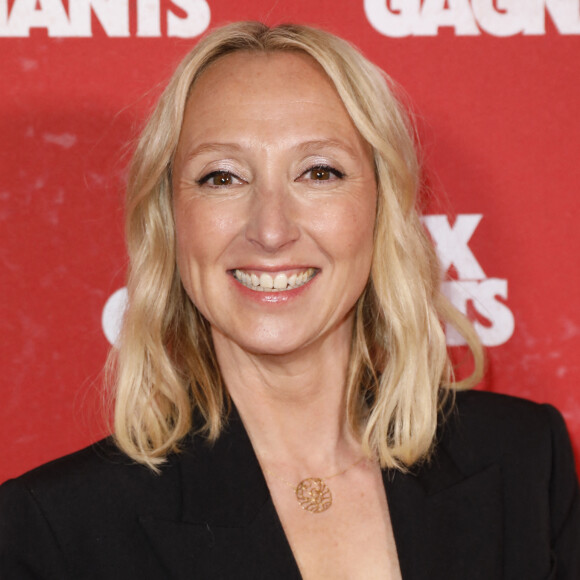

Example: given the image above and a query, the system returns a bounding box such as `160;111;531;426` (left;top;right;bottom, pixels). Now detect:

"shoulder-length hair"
110;21;484;471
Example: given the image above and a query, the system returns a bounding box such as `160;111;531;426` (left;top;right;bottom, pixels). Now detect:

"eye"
300;165;345;182
197;170;243;188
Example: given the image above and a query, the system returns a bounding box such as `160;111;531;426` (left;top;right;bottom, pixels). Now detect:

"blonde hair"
111;21;484;471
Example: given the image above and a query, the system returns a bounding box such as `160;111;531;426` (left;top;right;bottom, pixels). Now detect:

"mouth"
232;268;318;292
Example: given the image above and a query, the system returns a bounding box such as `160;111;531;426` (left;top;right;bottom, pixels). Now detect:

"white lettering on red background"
422;214;515;347
0;0;210;37
365;0;580;37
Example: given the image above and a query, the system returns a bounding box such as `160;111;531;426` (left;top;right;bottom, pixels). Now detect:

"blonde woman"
1;22;578;580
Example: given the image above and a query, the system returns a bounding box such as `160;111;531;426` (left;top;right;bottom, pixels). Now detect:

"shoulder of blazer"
440;390;577;477
385;389;580;580
1;436;181;515
0;437;184;578
443;390;580;579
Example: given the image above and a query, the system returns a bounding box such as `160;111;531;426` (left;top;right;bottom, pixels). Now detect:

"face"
173;51;377;357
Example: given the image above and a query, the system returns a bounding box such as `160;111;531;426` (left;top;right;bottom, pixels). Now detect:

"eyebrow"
184;138;361;162
293;139;360;160
184;142;244;162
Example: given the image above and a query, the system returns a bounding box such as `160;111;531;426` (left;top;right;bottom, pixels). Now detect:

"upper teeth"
234;268;316;291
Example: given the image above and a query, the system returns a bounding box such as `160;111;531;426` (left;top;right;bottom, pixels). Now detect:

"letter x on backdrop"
1;0;579;482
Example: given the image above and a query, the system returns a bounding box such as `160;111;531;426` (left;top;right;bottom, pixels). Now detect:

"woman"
1;22;578;579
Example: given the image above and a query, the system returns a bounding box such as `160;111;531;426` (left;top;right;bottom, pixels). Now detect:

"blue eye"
197;171;241;187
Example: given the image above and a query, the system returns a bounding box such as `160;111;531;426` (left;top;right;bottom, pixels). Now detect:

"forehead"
185;50;351;122
196;49;334;92
178;50;368;158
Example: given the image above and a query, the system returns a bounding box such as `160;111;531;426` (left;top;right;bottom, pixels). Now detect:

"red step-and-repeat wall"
1;0;579;482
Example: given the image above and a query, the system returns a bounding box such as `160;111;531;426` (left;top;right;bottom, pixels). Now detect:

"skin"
173;52;376;360
172;51;401;579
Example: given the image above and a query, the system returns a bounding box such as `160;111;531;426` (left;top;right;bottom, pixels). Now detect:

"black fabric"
1;391;579;579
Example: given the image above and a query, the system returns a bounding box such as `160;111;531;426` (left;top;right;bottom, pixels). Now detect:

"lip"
228;265;318;274
229;266;319;303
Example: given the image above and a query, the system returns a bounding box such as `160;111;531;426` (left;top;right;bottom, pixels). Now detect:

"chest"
266;465;402;580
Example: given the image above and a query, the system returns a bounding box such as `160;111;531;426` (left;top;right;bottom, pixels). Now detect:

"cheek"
173;200;241;317
174;199;239;269
310;194;376;263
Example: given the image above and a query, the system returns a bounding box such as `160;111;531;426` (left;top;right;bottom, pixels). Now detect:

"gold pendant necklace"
264;456;365;514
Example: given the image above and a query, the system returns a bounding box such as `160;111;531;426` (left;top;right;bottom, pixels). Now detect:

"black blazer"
1;391;579;579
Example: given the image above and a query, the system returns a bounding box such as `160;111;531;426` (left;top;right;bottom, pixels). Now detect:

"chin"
238;335;310;357
219;323;319;358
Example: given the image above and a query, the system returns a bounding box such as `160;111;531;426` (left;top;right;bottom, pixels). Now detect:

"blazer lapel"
385;445;503;580
139;409;302;579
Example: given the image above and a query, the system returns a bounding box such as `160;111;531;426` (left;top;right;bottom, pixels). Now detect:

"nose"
244;182;300;252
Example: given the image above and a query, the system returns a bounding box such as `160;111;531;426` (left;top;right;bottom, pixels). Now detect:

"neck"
213;321;362;478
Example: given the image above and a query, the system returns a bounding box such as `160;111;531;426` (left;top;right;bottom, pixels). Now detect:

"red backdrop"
2;0;579;483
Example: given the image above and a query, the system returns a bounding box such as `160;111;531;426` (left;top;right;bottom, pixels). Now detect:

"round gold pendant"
295;477;332;513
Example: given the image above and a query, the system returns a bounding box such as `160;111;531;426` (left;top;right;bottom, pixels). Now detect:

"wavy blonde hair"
111;21;484;471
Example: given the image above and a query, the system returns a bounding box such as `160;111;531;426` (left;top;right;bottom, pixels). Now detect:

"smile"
233;268;317;292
